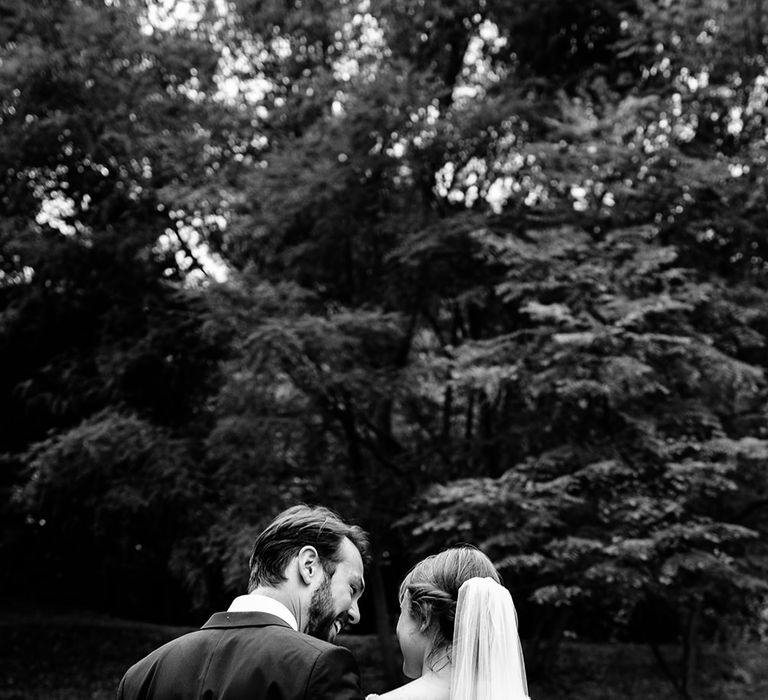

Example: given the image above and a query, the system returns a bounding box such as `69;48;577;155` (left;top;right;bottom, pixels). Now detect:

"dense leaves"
0;0;225;616
12;411;205;618
1;2;767;692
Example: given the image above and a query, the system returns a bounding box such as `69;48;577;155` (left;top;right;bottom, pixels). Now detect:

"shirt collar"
227;593;298;631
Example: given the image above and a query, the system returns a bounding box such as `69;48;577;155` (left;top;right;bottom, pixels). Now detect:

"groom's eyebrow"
352;575;365;595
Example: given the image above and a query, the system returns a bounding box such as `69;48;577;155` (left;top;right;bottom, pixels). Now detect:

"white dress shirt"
227;593;298;631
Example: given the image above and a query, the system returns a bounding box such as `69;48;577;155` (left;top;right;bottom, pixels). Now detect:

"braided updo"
399;546;501;661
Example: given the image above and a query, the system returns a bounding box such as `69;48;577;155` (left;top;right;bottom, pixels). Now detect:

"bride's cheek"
398;629;425;678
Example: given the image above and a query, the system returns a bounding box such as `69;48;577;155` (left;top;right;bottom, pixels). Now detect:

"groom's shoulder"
123;622;354;675
279;628;355;660
275;631;360;676
196;618;353;663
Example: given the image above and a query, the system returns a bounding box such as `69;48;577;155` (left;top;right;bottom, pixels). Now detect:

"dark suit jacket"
117;611;364;700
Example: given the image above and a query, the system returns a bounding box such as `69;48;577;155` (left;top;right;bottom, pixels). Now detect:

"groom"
118;504;369;699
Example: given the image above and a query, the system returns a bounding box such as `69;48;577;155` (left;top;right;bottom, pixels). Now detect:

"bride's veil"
450;577;529;700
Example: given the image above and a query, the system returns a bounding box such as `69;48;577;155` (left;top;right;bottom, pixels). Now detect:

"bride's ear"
418;608;432;633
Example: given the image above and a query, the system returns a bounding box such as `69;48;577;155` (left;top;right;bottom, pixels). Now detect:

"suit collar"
202;611;293;630
227;593;298;630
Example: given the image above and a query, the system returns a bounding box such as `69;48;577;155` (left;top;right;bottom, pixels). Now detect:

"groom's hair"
247;504;370;590
399;546;500;662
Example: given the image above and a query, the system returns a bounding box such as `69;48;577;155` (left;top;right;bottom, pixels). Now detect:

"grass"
0;602;191;700
1;601;765;700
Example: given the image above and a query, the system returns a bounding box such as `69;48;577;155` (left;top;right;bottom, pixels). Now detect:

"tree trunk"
682;597;702;698
340;397;363;475
527;606;571;677
371;555;400;688
464;390;475;441
744;0;766;62
541;606;571;672
441;384;453;442
648;639;692;700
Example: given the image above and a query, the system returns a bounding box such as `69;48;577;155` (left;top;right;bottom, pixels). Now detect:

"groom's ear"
297;545;321;585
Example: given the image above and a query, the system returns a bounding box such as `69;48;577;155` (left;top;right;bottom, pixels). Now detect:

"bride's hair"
398;546;500;666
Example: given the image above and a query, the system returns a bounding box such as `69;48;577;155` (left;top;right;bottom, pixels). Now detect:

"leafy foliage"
0;0;225;614
2;5;768;692
13;411;205;619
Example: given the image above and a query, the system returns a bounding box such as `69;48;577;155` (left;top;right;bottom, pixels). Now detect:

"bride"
367;546;529;700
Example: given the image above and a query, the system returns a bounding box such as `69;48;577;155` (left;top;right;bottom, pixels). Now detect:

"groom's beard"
306;575;347;642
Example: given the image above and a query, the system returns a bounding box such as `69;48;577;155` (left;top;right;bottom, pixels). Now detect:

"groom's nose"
347;600;360;625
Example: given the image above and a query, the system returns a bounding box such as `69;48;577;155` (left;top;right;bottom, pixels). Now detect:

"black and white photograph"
1;1;767;699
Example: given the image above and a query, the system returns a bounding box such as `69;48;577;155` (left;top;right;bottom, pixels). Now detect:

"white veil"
450;577;529;700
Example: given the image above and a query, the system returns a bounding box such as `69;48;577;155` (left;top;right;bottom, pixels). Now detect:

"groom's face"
305;537;365;642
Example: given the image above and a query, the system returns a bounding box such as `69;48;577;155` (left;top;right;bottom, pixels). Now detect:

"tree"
199;4;768;688
388;2;768;694
13;410;206;620
0;0;226;612
4;6;768;696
